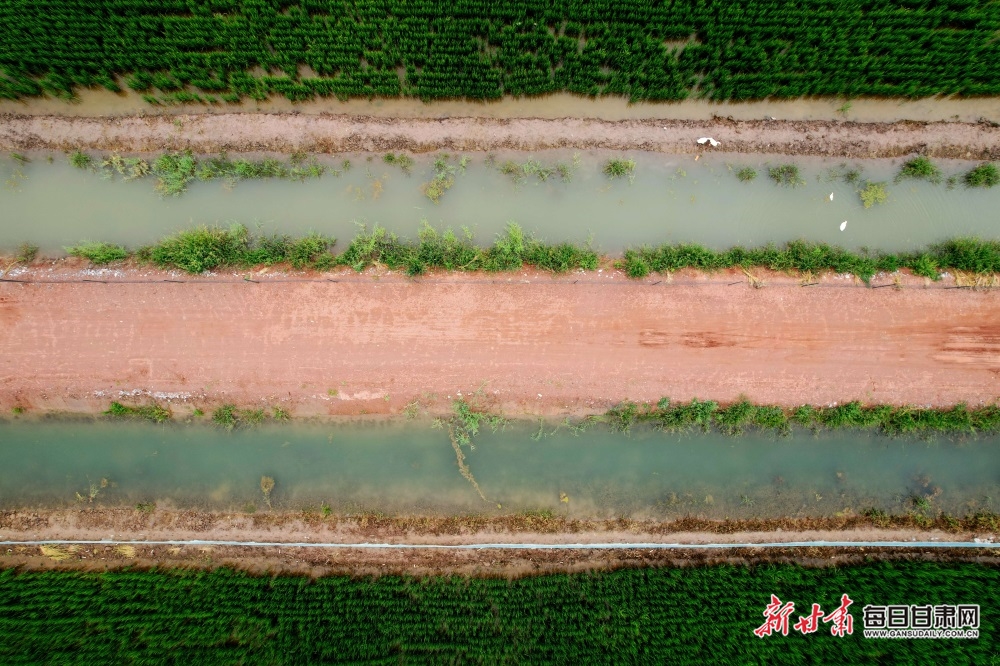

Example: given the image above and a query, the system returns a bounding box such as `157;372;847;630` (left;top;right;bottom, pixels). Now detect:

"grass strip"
0;562;995;663
58;226;1000;283
605;398;1000;437
103;401;170;424
620;237;1000;282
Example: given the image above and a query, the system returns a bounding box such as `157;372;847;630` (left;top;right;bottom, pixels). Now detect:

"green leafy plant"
104;401;171;423
65;242;128;264
895;156;942;184
735;167;757;182
859;181;888;208
964;163;999;188
602;158;636;181
768;164;804;187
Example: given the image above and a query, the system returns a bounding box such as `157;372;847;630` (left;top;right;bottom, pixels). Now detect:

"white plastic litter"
696;137;721;147
840;221;848;231
829;192;834;201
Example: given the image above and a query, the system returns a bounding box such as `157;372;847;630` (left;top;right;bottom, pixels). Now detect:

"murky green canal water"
0;420;995;519
1;152;997;253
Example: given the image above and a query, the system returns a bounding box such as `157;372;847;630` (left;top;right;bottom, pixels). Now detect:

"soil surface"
1;264;997;416
1;508;996;576
3;112;1000;159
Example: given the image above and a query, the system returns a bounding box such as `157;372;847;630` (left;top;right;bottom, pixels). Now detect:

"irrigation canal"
1;420;996;520
2;152;998;253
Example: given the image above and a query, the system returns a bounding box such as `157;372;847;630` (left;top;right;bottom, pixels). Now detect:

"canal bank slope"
3;112;1000;159
0;269;997;415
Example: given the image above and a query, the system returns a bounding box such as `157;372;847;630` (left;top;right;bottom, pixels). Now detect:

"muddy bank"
1;508;996;575
3;113;1000;159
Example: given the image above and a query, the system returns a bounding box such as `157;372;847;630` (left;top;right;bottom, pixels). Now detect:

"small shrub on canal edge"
735;167;757;182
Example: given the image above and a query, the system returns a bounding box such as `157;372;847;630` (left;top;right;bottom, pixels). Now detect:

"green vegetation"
768;164;804;187
495;154;580;184
0;563;994;662
604;398;1000;437
336;222;598;276
620;237;1000;282
963;163;999;189
212;404;269;431
859;181;888;208
896;156;942;184
14;243;37;264
422;154;466;204
103;401;171;424
59;226;1000;283
143;224;335;273
65;242;129;265
5;2;1000;103
735;167;757;182
68;150;91;169
80;151;330;196
602;158;636;181
382;152;415;174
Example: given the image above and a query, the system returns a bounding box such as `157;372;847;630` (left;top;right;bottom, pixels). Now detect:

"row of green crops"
0;563;993;663
3;2;1000;102
61;224;1000;281
604;399;1000;437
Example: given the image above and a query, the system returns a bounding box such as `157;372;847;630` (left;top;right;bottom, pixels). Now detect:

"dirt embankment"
2;112;1000;158
1;507;996;576
0;266;998;416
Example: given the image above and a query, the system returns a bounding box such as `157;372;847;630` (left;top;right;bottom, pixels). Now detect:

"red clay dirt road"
0;274;998;416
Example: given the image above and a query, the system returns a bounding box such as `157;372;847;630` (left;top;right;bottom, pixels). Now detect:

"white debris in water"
829;193;834;201
696;137;721;147
840;221;848;231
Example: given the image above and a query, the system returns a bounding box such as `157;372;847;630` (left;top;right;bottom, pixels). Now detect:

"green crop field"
0;562;994;663
2;1;1000;102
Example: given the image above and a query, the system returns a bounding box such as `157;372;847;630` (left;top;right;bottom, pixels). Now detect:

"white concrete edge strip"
1;540;998;550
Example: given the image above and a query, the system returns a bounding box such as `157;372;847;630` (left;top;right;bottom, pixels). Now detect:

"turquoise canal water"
0;420;995;518
1;151;998;253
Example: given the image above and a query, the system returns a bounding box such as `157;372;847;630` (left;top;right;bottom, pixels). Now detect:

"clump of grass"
15;243;38;264
768;164;804;187
434;391;505;502
602;158;636;181
859;181;888;208
104;401;171;423
337;221;598;276
273;406;290;421
212;404;268;430
152;151;198;196
146;223;334;273
383;152;414;174
66;242;128;264
68;150;92;169
422;154;466;204
497;155;579;184
11;406;25;415
603;398;1000;437
735;167;757;182
963;163;999;188
102;154;151;181
895;156;942;184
